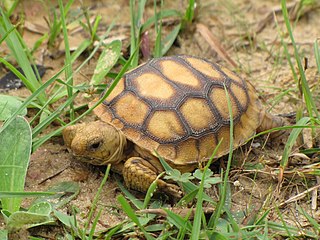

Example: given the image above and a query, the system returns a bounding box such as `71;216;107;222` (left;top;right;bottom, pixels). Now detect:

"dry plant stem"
312;177;320;211
277;184;320;209
137;207;215;219
196;23;237;68
38;163;70;184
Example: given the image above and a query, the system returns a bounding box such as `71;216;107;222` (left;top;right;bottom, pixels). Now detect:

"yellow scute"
180;98;215;132
230;83;247;108
210;88;240;120
114;93;149;125
219;65;243;84
134;73;175;99
147;110;186;141
185;57;222;80
175;138;199;164
216;126;231;154
160;60;200;88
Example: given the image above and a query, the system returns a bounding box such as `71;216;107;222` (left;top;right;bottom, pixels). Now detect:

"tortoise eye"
88;140;103;151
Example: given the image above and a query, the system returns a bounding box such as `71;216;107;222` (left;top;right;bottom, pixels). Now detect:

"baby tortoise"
63;55;285;197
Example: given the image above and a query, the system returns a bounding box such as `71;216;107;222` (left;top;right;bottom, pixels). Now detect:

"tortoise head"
62;121;127;165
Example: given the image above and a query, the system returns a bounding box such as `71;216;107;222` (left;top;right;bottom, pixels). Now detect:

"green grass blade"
0;59;40;100
4;0;19;16
281;0;319;119
0;191;55;198
184;0;195;22
153;0;162;58
0;229;8;240
0;117;31;212
280;117;310;168
141;9;181;32
129;0;147;66
0;25;15;44
209;84;234;228
142;173;162;209
31;92;78;138
164;208;192;234
129;0;138;67
70;39;91;63
88;208;103;239
59;0;75;121
90;15;102;42
0;9;46;104
297;206;320;231
137;0;147;25
117;195;155;240
84;165;111;234
116;179;144;210
314;40;320;74
161;23;181;56
191;139;223;240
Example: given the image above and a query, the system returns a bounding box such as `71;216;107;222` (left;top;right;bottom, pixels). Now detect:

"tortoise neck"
101;129;128;165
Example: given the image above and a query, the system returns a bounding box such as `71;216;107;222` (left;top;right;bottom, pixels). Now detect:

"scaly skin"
123;157;182;198
257;111;287;138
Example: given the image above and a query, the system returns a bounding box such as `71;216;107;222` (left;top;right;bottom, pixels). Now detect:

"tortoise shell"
92;55;264;166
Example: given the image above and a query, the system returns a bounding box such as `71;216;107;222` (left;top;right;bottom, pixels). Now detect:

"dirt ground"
1;0;320;238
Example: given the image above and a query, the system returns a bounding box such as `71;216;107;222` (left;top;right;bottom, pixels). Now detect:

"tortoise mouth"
69;152;107;166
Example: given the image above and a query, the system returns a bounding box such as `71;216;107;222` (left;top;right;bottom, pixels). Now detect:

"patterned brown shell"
92;55;264;166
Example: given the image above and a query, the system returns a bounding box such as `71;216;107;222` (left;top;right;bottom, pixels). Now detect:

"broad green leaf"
53;209;76;228
2;203;53;231
0;116;31;212
215;218;232;234
28;202;52;215
193;169;221;188
0;229;8;240
164;169;194;183
90;40;122;85
157;153;214;203
5;210;53;231
0;95;27;120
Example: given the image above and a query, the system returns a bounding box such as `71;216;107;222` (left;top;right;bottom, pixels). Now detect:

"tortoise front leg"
123;157;182;198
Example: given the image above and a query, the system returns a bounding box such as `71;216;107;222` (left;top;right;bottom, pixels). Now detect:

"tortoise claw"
161;182;182;198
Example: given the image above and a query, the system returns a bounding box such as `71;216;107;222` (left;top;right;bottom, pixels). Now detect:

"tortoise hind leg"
257;111;287;138
123;157;182;198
